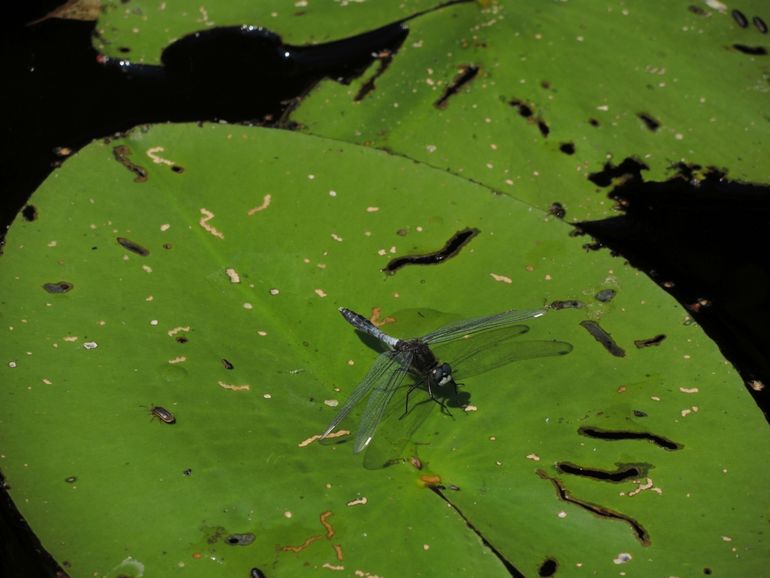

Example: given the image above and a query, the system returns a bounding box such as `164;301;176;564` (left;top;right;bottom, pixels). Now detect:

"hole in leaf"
538;558;558;577
116;236;150;256
434;65;480;109
637;112;660;131
355;50;394;101
22;205;38;221
588;158;648;187
732;44;767;55
42;281;73;294
547;300;584;310
112;145;148;182
594;289;616;302
555;462;648;482
383;227;480;274
578;426;683;450
579;320;626;357
548;202;566;218
634;334;666;348
226;533;255;546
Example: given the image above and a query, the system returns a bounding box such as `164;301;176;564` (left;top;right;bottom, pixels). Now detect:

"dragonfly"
322;306;549;453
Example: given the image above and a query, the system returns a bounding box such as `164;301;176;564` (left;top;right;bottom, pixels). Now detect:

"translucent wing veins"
353;350;414;452
422;308;545;345
321;350;403;439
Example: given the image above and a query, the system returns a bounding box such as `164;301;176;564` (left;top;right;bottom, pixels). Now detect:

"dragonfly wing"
438;324;530;369
353;350;414;453
423;308;546;345
362;383;433;470
454;337;573;381
322;351;400;438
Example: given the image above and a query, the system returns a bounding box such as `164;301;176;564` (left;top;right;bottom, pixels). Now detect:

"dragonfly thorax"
397;339;440;374
394;339;454;392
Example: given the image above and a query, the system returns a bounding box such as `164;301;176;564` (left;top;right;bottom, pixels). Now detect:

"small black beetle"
149;405;176;424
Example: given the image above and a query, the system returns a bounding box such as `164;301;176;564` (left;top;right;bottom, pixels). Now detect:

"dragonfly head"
431;363;454;387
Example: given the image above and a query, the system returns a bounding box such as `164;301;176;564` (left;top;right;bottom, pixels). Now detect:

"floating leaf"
95;1;770;221
289;0;770;219
1;124;768;577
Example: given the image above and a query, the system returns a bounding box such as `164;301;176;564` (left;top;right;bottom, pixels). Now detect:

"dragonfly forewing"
422;308;545;345
322;350;401;438
353;350;414;453
451;336;573;382
321;351;412;438
433;324;531;373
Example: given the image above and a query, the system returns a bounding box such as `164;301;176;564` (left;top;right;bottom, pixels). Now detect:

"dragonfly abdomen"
339;307;399;348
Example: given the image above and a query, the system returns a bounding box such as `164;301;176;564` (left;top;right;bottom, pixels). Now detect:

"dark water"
578;160;770;418
2;4;769;576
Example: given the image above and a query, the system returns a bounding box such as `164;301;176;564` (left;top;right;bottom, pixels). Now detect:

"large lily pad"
95;0;770;221
1;124;768;577
92;0;435;57
290;0;770;220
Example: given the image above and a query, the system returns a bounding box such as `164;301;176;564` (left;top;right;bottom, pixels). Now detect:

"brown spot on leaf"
112;145;148;182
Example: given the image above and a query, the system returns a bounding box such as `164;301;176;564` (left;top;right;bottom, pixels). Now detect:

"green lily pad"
95;1;770;221
289;0;770;220
93;0;435;59
1;124;768;577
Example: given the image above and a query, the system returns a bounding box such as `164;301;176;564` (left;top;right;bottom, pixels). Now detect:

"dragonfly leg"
403;382;422;418
423;380;452;416
437;396;453;417
399;375;458;420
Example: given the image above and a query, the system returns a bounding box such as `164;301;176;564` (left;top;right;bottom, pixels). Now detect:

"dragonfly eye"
433;363;454;386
